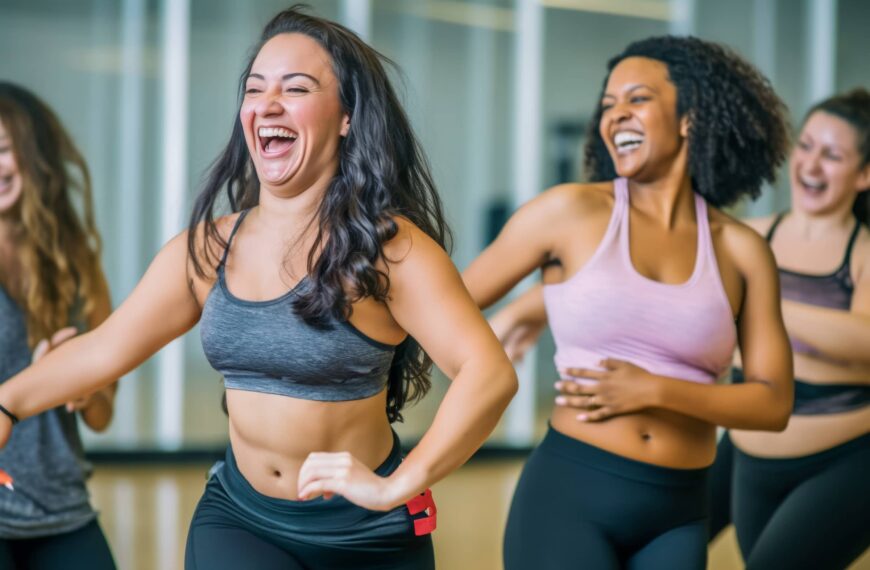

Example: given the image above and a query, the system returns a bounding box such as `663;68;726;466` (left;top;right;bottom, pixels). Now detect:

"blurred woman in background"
0;82;116;570
709;88;870;570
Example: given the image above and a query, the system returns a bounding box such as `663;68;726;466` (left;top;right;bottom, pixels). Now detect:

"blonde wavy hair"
0;82;104;348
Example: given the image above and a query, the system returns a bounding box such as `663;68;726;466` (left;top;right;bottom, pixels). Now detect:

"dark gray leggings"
504;427;709;570
709;431;870;570
707;432;734;543
0;520;116;570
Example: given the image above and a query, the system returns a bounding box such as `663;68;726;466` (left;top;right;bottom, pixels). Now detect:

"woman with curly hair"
0;7;516;570
0;83;116;569
462;36;793;569
707;88;870;569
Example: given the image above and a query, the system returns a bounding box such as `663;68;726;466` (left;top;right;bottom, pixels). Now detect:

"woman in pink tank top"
463;37;793;570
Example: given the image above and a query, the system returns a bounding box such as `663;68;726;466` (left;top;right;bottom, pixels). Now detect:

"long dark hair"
189;5;451;422
0;82;104;347
804;88;870;226
583;36;790;207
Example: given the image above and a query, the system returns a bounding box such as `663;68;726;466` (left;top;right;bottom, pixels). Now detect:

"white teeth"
257;127;296;139
614;131;644;148
799;175;825;190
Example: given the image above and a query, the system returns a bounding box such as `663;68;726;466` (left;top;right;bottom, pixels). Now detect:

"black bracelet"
0;403;19;425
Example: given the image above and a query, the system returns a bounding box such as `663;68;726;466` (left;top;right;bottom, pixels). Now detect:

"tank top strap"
219;209;251;269
613;176;630;205
693;195;724;286
614;177;631;247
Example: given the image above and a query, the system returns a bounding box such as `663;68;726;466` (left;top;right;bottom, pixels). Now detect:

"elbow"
765;407;791;432
495;360;520;406
82;387;117;433
85;414;112;433
757;396;792;432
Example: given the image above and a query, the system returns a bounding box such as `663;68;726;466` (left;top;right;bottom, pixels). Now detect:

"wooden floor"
89;460;869;569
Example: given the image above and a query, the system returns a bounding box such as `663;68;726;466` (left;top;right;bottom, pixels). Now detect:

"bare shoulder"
741;214;777;236
187;213;242;264
539;181;614;215
382;217;447;268
709;207;776;274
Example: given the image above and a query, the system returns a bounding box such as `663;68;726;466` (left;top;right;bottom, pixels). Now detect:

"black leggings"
504;427;709;570
731;432;870;570
0;520;116;570
707;432;734;543
186;438;434;570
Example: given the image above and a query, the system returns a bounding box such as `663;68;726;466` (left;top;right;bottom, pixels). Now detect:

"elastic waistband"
539;426;708;487
732;368;870;415
217;430;403;518
734;430;870;469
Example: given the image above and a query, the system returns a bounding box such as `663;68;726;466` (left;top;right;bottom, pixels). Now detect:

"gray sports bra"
200;210;396;401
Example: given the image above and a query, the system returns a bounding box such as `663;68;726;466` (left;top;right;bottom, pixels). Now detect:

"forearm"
0;329;125;420
783;301;870;363
387;360;517;505
654;374;792;431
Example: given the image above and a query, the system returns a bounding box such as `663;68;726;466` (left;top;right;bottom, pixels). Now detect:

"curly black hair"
188;5;451;423
804;88;870;226
583;35;790;208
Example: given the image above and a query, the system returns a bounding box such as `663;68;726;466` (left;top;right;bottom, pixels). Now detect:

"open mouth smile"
257;126;298;157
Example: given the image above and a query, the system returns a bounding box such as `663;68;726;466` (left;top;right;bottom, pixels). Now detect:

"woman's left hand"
556;358;661;421
297;452;399;511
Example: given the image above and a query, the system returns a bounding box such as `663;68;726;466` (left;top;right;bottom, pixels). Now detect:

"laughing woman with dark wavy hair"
0;83;117;569
0;7;517;569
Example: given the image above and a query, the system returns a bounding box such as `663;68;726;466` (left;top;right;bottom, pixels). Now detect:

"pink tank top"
543;178;737;384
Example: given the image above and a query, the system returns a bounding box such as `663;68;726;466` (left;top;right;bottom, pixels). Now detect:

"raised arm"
462;185;576;309
0;232;203;444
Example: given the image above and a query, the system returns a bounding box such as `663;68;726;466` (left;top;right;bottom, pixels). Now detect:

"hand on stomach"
226;388;394;503
552;350;717;469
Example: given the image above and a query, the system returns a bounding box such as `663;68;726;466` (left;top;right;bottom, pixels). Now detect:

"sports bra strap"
767;211;860;271
219;209;251;268
765;212;786;242
841;219;862;268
